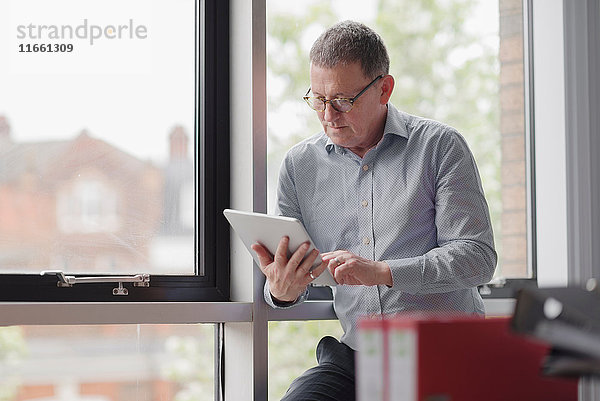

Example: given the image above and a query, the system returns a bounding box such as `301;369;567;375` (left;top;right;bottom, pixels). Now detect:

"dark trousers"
280;336;356;401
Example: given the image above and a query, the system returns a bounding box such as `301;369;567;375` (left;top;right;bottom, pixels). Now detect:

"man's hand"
321;250;392;286
251;236;328;303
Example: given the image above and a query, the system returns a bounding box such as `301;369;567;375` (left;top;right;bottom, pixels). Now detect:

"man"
252;20;496;401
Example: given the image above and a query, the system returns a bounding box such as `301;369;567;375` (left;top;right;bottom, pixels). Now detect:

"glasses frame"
303;74;385;113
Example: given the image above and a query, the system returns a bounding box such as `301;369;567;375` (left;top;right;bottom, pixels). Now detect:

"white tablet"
223;209;337;287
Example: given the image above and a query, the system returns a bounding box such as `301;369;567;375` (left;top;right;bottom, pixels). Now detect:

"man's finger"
320;250;349;261
310;261;330;280
327;256;343;274
320;252;340;262
273;236;290;265
333;267;346;285
251;243;273;269
327;260;337;276
288;242;311;268
297;248;319;273
295;250;320;283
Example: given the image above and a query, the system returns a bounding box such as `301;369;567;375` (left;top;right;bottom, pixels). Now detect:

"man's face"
309;62;390;156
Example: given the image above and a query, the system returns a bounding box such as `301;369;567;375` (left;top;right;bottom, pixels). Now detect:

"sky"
0;0;195;164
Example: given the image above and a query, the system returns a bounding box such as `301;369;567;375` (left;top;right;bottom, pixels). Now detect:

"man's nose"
322;103;340;122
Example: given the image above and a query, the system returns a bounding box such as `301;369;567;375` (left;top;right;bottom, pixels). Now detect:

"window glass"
266;0;529;280
0;324;214;401
0;0;197;275
268;320;343;401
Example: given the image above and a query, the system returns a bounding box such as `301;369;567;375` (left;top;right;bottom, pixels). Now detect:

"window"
0;324;215;401
57;177;120;234
265;2;533;398
266;0;534;292
0;1;232;399
0;0;230;301
268;320;342;400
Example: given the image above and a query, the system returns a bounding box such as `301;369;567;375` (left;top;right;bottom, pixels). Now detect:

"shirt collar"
383;103;410;140
325;137;343;154
324;103;410;154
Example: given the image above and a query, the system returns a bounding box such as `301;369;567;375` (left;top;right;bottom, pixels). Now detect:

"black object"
511;286;600;378
542;348;600;378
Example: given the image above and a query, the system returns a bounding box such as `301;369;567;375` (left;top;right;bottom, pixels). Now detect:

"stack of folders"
356;314;578;401
511;286;600;378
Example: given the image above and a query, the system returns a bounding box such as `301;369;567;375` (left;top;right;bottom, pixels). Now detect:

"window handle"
41;271;150;295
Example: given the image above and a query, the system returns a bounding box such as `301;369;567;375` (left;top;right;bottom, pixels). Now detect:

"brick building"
499;0;528;277
0;117;193;274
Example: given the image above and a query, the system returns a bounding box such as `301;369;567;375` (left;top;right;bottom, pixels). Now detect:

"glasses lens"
306;97;325;111
331;99;353;112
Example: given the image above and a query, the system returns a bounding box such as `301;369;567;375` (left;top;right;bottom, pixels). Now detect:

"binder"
356;318;387;401
357;314;578;401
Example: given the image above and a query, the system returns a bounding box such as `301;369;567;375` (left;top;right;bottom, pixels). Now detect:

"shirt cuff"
263;280;308;309
386;256;424;294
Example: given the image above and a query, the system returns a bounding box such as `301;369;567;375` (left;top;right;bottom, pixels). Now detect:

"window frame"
0;0;231;303
481;0;538;299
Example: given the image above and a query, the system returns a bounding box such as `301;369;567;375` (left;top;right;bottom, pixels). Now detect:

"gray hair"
309;20;390;79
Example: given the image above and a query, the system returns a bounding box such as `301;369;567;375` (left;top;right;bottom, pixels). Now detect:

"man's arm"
321;251;392;286
385;130;497;294
317;130;496;294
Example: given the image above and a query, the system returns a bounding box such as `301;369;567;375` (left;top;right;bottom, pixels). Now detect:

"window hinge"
41;271;150;296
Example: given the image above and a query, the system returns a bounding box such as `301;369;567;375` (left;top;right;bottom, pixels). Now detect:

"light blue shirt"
265;104;497;350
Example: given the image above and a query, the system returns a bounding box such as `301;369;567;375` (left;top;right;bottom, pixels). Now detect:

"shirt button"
361;200;368;207
363;237;370;245
362;165;369;171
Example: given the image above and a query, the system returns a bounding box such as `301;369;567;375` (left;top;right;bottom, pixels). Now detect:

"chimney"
169;126;189;161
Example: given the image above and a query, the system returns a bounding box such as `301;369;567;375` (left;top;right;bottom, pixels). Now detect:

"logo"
16;19;148;46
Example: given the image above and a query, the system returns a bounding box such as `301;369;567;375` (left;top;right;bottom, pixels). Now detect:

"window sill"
0;302;253;326
484;298;516;316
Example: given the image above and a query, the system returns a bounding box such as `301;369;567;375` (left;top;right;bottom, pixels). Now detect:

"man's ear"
379;75;395;104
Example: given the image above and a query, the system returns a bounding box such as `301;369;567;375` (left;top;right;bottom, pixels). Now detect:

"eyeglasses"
303;74;384;113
